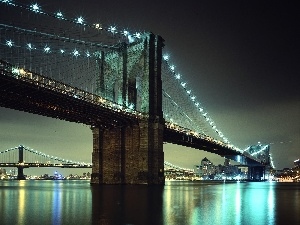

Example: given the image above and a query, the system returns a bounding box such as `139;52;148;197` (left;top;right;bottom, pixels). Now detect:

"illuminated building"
294;159;300;168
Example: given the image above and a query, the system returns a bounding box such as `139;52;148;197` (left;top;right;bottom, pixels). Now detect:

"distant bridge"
0;145;192;180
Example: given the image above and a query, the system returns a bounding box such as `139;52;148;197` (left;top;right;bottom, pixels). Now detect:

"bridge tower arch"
91;33;165;185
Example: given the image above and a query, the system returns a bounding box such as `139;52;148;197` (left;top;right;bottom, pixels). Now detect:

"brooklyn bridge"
0;0;272;184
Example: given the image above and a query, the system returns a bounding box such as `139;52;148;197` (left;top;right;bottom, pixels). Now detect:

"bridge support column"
248;166;265;181
17;145;26;180
91;118;164;185
91;33;165;185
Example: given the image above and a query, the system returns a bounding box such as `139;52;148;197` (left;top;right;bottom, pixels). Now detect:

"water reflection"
0;180;93;225
16;181;26;224
91;185;164;225
161;181;279;225
52;182;62;225
0;180;299;225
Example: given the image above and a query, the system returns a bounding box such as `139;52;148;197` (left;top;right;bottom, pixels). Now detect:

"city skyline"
0;0;299;170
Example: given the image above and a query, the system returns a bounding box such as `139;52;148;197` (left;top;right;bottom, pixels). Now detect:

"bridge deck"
0;60;139;128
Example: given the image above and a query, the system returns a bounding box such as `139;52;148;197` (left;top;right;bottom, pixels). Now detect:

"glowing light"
93;23;102;30
163;54;169;61
1;0;13;4
108;26;117;34
85;50;91;57
43;45;50;53
180;82;186;88
72;49;80;57
55;11;63;19
170;65;175;72
195;102;199;107
134;32;141;38
26;43;34;50
6;40;13;47
30;3;41;13
175;73;181;79
12;67;19;74
187;90;191;94
122;30;129;36
60;49;65;54
75;16;84;24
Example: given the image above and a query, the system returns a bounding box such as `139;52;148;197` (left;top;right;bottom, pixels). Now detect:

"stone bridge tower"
91;33;165;185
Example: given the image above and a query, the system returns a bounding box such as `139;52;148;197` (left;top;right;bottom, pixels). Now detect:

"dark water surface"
0;180;299;225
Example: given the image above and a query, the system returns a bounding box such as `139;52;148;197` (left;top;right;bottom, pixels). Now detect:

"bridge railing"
165;121;242;153
0;59;147;120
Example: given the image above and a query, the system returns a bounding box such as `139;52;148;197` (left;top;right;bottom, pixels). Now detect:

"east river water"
0;180;299;225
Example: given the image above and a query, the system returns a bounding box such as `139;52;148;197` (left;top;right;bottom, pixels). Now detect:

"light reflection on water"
0;180;299;225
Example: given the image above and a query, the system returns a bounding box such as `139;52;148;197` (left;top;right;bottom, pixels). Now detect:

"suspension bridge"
0;1;272;184
0;145;193;180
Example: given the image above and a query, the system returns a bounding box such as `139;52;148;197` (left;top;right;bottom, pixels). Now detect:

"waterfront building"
0;168;7;179
294;159;300;168
0;168;6;175
195;157;216;179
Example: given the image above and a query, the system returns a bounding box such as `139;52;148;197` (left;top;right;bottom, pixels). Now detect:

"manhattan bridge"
0;1;273;184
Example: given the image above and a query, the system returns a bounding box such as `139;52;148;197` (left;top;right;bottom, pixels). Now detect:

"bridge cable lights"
43;45;51;53
93;23;103;30
30;3;41;13
0;0;13;5
5;40;13;47
75;16;85;25
85;50;91;58
0;0;145;44
170;65;175;72
162;52;240;150
55;11;64;19
26;43;34;51
163;54;170;61
72;49;80;57
0;23;112;54
108;26;117;34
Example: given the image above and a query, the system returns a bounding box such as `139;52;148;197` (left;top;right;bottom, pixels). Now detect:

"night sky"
0;0;299;174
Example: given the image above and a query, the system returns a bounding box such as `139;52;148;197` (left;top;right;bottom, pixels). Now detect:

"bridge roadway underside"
164;128;262;167
0;75;165;184
0;75;138;128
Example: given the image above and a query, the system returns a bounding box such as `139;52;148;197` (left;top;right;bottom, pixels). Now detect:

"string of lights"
23;146;92;166
0;145;92;165
162;53;241;152
0;0;146;44
0;24;110;57
164;161;194;172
